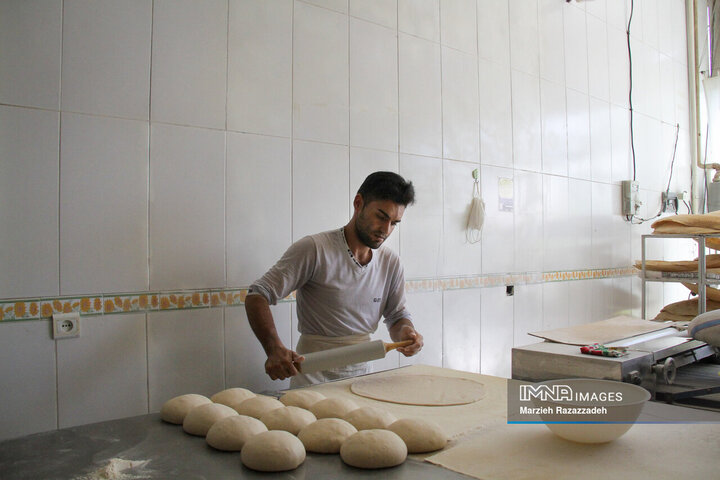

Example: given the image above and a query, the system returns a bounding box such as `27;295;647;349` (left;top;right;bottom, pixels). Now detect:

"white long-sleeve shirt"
248;228;412;337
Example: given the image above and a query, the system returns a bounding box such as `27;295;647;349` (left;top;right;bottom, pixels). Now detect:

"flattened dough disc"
350;374;485;406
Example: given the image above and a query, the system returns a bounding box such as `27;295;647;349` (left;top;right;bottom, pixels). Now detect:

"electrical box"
662;192;678;213
621;180;641;216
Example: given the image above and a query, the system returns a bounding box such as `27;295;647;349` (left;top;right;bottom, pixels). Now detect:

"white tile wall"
0;0;62;110
481;165;514;274
568;280;593;325
589;97;612;183
509;0;540;76
442;48;480;163
513;283;543;347
60;113;149;295
225;304;292;393
479;59;513;168
586;14;610;102
480;286;513;378
399;33;442;157
0;106;59;298
149;124;226;290
477;0;510;65
542;281;569;330
147;309;225;411
227;133;292;286
292;140;350;240
227;0;292;137
514;171;544;273
543;175;571;271
0;321;56;441
399;154;443;277
538;0;566;85
400;291;443;368
566;89;592;180
443;288;481;373
607;25;630;108
564;4;589;94
57;314;147;428
540;79;568;176
350;0;397;29
151;0;227;129
442;160;483;276
440;0;476;54
62;0;151;120
567;179;593;270
302;0;348;15
349;18;399;152
293;2;349;144
511;69;542;172
398;0;440;42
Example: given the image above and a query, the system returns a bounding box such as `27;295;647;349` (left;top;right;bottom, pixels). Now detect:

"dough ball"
298;418;357;454
241;430;306;472
344;406;397;430
279;389;326;409
388;418;448;453
160;394;212;424
183;403;238;437
260;406;317;435
340;429;407;469
309;397;359;419
206;415;268;451
232;395;283;419
210;387;255;406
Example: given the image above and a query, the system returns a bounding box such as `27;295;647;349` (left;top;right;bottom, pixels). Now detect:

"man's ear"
353;193;364;212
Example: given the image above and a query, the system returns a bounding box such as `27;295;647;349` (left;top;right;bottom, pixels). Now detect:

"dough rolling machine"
511;317;720;409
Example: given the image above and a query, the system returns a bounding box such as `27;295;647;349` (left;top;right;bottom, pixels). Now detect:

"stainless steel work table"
0;413;474;480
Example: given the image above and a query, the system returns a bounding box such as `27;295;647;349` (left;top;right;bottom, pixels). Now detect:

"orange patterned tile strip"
0;268;635;322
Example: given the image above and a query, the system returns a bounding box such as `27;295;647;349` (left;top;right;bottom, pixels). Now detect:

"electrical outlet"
53;312;80;339
662;192;678;213
621;180;641;216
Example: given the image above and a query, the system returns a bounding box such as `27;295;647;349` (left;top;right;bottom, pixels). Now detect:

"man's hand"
390;321;423;357
265;346;305;380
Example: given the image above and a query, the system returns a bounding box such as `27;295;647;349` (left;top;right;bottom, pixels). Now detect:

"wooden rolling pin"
296;339;414;374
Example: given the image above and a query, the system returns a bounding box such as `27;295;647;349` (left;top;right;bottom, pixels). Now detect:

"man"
245;171;423;387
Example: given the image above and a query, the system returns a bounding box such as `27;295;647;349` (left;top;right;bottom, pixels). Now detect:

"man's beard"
355;212;385;249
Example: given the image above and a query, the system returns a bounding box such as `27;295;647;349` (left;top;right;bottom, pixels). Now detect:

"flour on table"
75;458;150;480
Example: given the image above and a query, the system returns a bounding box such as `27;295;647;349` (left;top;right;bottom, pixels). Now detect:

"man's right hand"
265;346;305;380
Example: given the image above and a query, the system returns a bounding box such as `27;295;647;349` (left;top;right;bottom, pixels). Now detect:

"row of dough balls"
160;387;448;472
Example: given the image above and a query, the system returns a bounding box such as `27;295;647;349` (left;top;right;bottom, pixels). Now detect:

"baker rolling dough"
245;172;424;386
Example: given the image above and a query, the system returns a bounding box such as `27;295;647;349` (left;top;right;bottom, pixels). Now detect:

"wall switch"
53;312;80;339
621;180;641;216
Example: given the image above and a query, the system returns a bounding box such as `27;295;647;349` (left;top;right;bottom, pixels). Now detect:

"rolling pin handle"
383;340;414;352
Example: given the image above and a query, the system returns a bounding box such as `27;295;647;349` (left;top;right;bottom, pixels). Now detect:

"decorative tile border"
0;267;637;322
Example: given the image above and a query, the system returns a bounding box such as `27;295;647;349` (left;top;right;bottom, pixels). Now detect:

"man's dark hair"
357;171;415;206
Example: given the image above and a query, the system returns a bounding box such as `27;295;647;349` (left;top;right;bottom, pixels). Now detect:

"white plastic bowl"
532;378;650;444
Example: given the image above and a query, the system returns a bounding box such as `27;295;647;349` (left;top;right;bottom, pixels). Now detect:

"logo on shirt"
373;297;382;303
